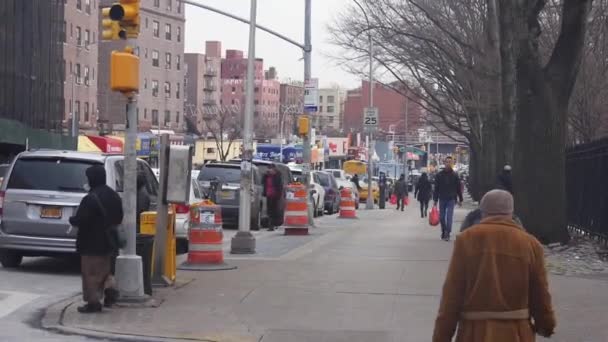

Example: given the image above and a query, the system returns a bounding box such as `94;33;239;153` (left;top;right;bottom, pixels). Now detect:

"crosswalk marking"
0;291;41;319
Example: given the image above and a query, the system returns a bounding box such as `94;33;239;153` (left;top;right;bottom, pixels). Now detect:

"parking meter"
378;172;387;209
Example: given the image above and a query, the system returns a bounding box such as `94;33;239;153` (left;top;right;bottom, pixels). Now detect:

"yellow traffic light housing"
110;0;140;38
298;117;309;136
101;7;125;40
111;47;139;94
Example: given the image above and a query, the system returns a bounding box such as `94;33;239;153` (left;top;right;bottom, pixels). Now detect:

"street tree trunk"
501;0;593;243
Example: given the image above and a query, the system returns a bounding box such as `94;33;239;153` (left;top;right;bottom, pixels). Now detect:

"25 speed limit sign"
363;107;379;130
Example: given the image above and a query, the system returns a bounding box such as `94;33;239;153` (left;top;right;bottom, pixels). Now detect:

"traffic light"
109;0;140;39
111;47;139;93
298;117;309;136
101;8;124;40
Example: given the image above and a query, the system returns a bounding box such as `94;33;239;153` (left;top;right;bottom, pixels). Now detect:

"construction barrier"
339;187;358;219
140;209;177;285
178;200;236;271
283;183;310;235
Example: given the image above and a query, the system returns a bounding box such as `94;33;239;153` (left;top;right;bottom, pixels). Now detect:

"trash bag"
429;206;440;226
390;194;397;205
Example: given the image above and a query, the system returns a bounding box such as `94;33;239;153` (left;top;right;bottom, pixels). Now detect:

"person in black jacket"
496;165;513;194
414;173;432;218
69;165;123;313
433;156;463;241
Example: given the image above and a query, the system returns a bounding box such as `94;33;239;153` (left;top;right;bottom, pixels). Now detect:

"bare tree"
201;109;242;162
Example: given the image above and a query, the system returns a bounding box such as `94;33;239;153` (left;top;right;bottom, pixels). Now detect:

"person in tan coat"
433;190;556;342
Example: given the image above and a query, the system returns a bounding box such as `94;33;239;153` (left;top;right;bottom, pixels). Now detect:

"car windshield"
332;171;341;179
6;158;99;192
199;165;241;184
192;178;203;199
316;172;330;187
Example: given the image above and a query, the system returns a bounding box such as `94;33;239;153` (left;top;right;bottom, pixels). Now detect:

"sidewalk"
42;204;608;342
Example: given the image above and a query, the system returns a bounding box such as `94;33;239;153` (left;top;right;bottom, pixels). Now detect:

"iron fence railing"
566;138;608;245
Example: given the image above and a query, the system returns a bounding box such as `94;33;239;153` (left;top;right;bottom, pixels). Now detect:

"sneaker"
77;303;102;314
104;288;119;308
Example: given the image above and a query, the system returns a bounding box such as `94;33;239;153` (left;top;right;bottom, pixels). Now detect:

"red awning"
86;135;124;153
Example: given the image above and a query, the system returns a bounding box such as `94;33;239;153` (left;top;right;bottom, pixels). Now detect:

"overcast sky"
184;0;360;88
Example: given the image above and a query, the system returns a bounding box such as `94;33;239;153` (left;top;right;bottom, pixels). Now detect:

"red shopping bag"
404;196;410;206
429;206;440;226
390;194;397;205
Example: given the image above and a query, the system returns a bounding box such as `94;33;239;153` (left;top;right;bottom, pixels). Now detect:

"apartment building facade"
279;81;304;139
98;0;186;132
313;87;345;134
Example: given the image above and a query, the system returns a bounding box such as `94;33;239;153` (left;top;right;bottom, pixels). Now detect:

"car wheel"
0;250;23;268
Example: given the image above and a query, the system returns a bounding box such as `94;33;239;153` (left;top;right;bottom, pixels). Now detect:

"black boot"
77;302;102;314
104;288;119;307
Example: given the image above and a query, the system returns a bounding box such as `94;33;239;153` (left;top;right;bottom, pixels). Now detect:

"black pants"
419;200;429;217
396;197;405;211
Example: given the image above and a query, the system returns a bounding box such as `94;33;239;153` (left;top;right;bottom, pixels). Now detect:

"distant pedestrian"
69;165;123;313
263;164;284;231
136;173;151;232
433;156;463;241
496;164;513;194
351;173;362;190
414;173;432;218
433;190;556;342
394;174;408;211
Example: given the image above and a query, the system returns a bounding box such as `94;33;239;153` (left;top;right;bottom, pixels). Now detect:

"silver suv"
0;150;158;268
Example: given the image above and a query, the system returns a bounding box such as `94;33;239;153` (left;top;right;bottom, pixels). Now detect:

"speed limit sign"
363;107;378;130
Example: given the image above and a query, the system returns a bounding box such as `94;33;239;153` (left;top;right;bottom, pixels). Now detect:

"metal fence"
566;138;608;245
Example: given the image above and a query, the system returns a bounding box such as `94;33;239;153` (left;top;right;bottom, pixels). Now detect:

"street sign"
303;78;319;113
363;107;378;130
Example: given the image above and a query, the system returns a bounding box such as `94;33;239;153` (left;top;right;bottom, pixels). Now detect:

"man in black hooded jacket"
70;165;123;313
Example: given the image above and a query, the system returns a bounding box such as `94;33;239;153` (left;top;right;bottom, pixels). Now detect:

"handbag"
91;193;127;250
429;205;440;226
404;196;410;206
390;194;397;205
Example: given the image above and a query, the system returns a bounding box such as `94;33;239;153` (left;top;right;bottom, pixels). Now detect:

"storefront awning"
78;136;102;152
86;135;123;154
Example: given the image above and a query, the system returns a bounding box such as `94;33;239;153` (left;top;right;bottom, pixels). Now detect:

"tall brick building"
98;0;186;133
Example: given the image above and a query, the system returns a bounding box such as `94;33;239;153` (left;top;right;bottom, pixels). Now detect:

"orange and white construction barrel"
283;183;310;235
339;187;358;219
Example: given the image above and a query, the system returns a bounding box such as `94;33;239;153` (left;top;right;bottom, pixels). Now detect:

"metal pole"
365;34;374;210
279;115;284;162
152;134;169;285
231;0;257;254
71;74;77;137
404;92;409;184
115;95;145;300
303;0;315;226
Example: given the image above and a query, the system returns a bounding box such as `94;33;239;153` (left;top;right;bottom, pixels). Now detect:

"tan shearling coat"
433;217;556;342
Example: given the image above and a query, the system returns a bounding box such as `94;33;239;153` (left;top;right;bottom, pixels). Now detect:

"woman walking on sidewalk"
414;173;432;218
432;190;555;342
394;174;408;211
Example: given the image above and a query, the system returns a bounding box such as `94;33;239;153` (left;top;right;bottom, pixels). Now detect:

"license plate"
40;206;62;219
220;190;235;200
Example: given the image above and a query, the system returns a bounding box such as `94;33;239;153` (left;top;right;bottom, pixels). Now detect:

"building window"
254;87;259;93
70;23;73;38
177;27;181;42
177;1;181;13
152;50;159;67
167;0;172;11
206;148;215;154
152;80;159;97
165;52;171;69
176;111;180;123
85;0;91;14
319;106;323;112
75;64;82;84
144;108;148;119
176;83;180;99
164;110;171;125
84;102;90;122
145;17;149;29
76;0;82;10
84;30;90;48
92;67;95;81
254;100;259;105
153;21;159;38
76;26;82;46
231;87;236;94
176;55;181;70
164;82;171;98
144;48;148;58
319;95;323;103
144;78;147;89
152;109;159;125
62;21;67;42
165;23;171;40
75;101;81;122
327;106;335;113
84;66;90;86
327;95;335;103
154;0;160;8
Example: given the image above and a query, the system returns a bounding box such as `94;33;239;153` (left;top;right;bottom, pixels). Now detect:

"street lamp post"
231;0;257;254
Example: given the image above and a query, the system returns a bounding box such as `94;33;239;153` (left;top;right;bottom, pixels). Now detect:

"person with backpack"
69;165;123;313
414;172;432;218
263;164;284;231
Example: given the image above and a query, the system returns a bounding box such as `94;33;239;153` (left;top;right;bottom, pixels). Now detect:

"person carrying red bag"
433;156;463;241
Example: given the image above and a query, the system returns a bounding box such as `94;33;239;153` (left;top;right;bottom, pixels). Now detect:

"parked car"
0;150;159;268
290;168;325;217
228;159;293;228
197;162;265;230
336;179;359;209
0;164;9;185
314;171;340;214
